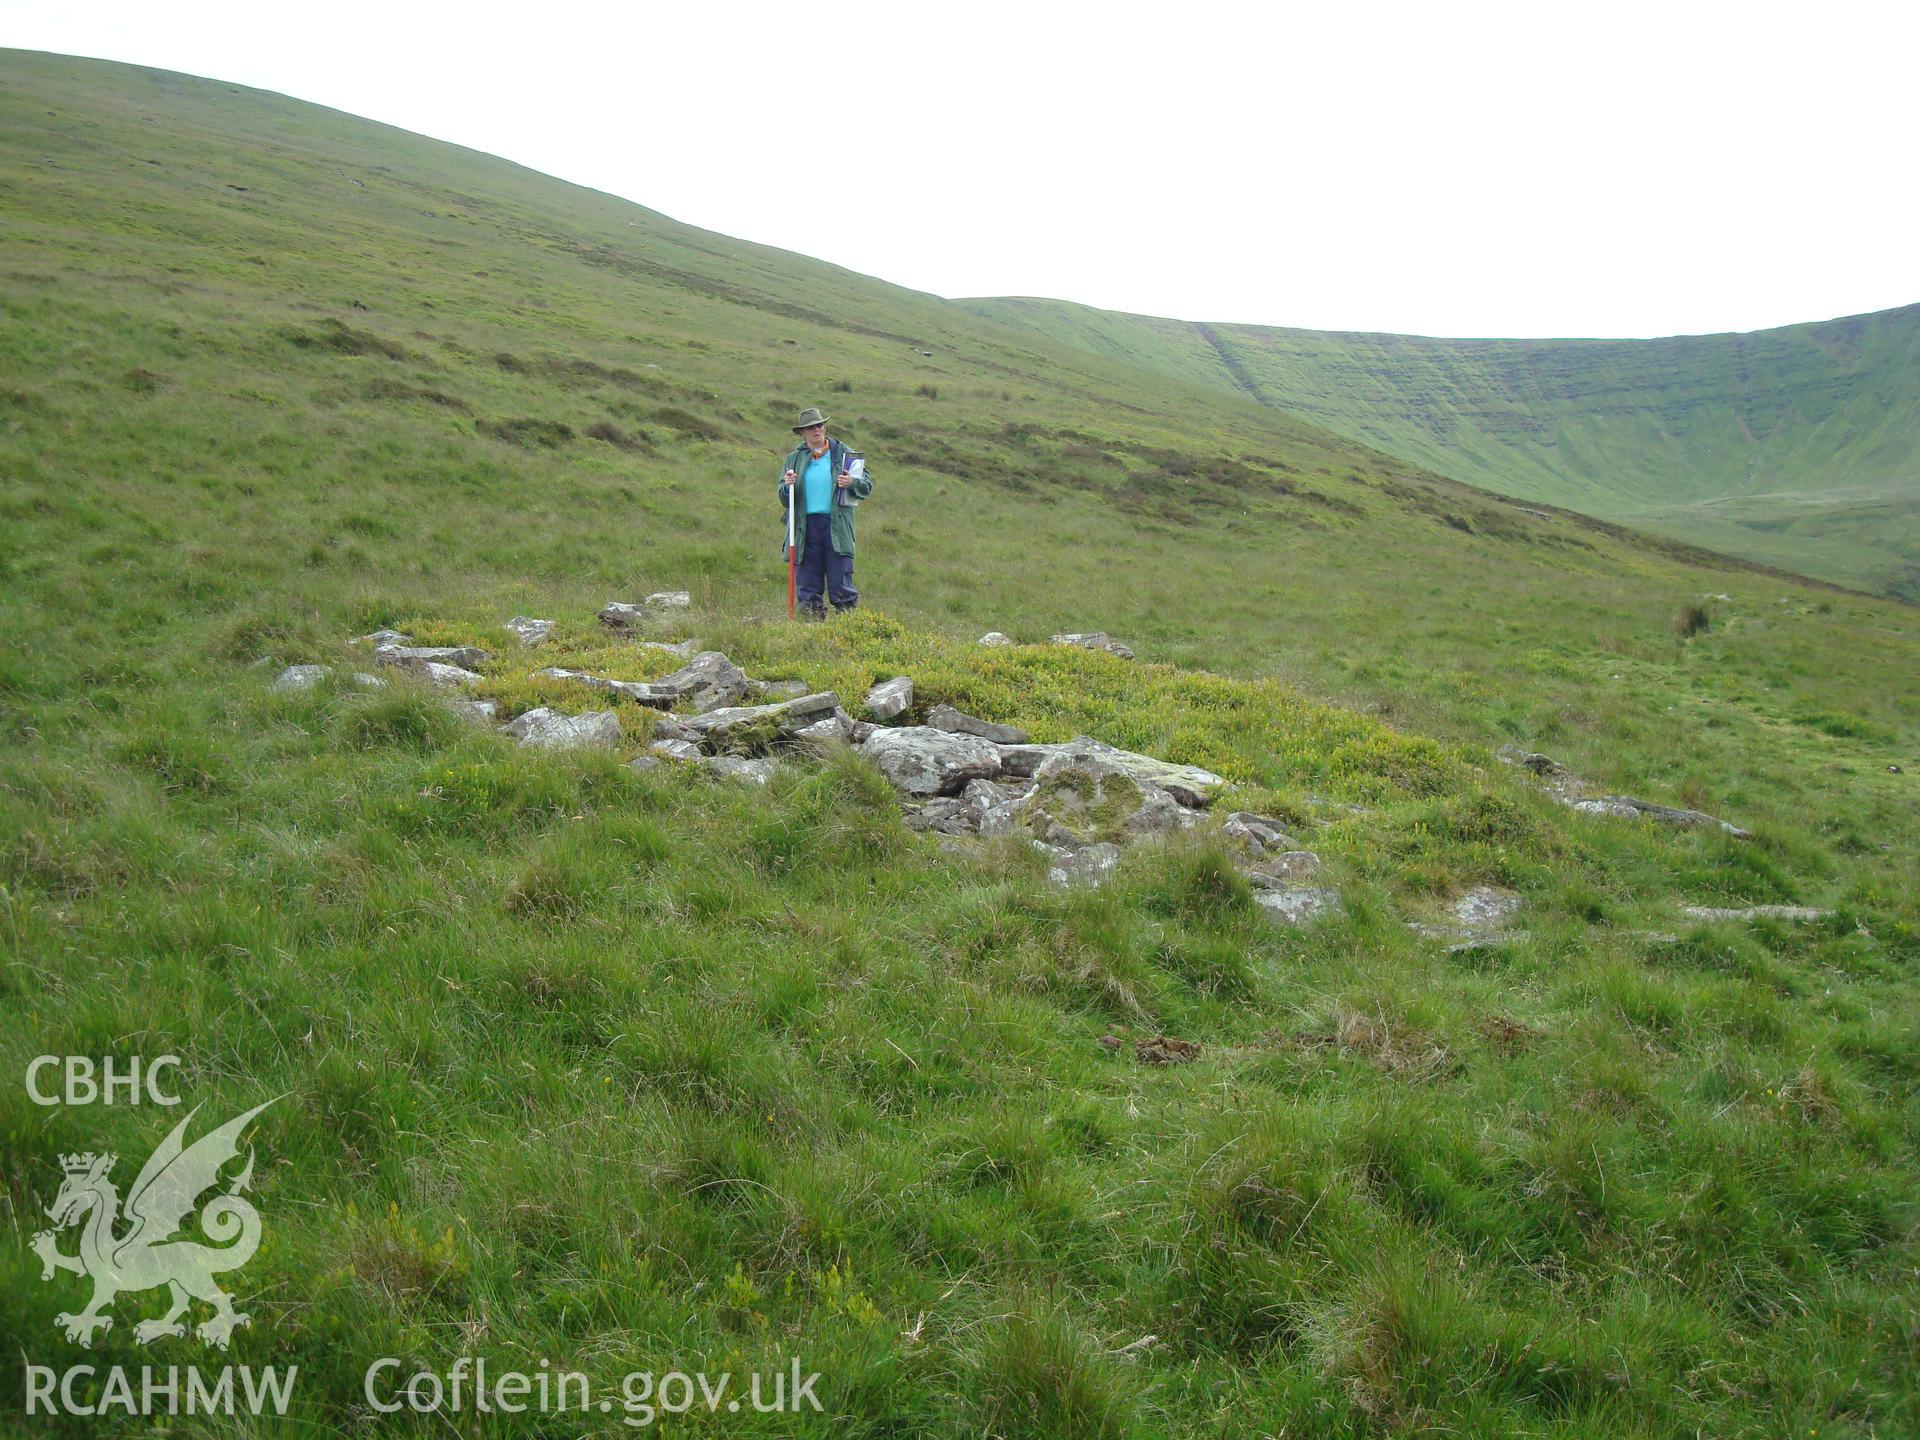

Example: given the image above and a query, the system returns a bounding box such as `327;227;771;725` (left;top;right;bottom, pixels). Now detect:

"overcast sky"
7;1;1914;338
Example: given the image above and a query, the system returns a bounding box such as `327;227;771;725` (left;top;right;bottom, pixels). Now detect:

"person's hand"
783;469;797;485
835;473;854;488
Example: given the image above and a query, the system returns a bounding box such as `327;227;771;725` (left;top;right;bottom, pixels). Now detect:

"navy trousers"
795;512;857;615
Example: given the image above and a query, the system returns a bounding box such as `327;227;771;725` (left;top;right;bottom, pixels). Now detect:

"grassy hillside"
962;297;1920;598
3;49;1918;1437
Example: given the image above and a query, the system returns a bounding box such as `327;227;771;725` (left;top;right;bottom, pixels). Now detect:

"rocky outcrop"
864;727;1002;795
500;708;621;750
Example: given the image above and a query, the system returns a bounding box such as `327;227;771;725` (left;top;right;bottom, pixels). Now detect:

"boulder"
271;664;332;692
678;692;840;754
503;616;555;646
702;755;779;785
415;662;481;689
863;727;1003;796
1048;842;1123;889
1015;745;1185;847
1029;736;1224;810
649;711;703;745
787;712;852;748
927;703;1028;745
979;631;1013;646
1051;631;1134;660
865;676;913;720
961;778;1026;836
499;707;622;751
649;738;702;762
1254;887;1342;927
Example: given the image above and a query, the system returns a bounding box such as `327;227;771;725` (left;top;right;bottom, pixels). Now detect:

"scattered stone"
537;668;669;705
702;755;778;785
1048;841;1123;889
499;707;622;751
1682;904;1832;923
904;797;974;835
1498;744;1749;839
354;628;412;648
1242;850;1323;888
375;643;490;671
644;590;691;609
993;742;1061;778
648;711;703;745
1572;795;1751;839
445;698;498;725
678;692;840;753
1223;811;1292;852
1135;1033;1202;1065
979;631;1013;646
627;754;663;772
749;678;812;701
656;651;752;712
927;703;1028;745
636;638;702;658
961;778;1025;835
503;616;555;646
1452;886;1522;928
1254;887;1343;927
271;664;332;692
415;662;481;689
787;711;853;749
865;676;913;720
649;738;702;762
837;708;876;745
1051;631;1134;660
864;726;1003;796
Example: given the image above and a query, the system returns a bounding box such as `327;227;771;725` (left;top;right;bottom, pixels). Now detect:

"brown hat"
791;406;829;433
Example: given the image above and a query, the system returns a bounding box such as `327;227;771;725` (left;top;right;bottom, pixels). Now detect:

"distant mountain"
961;298;1920;599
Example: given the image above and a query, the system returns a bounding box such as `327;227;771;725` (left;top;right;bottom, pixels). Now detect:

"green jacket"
778;436;874;565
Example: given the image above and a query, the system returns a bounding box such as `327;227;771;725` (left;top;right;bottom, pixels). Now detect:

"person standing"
778;406;874;617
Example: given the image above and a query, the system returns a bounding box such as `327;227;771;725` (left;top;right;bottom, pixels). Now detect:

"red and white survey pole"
784;468;797;619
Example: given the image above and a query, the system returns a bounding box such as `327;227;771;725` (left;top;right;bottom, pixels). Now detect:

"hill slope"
3;50;1918;1438
962;297;1920;598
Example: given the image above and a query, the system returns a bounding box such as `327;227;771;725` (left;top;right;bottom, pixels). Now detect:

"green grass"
962;296;1920;598
1;48;1917;1438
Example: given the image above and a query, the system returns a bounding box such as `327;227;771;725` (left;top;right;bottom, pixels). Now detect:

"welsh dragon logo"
32;1098;279;1349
